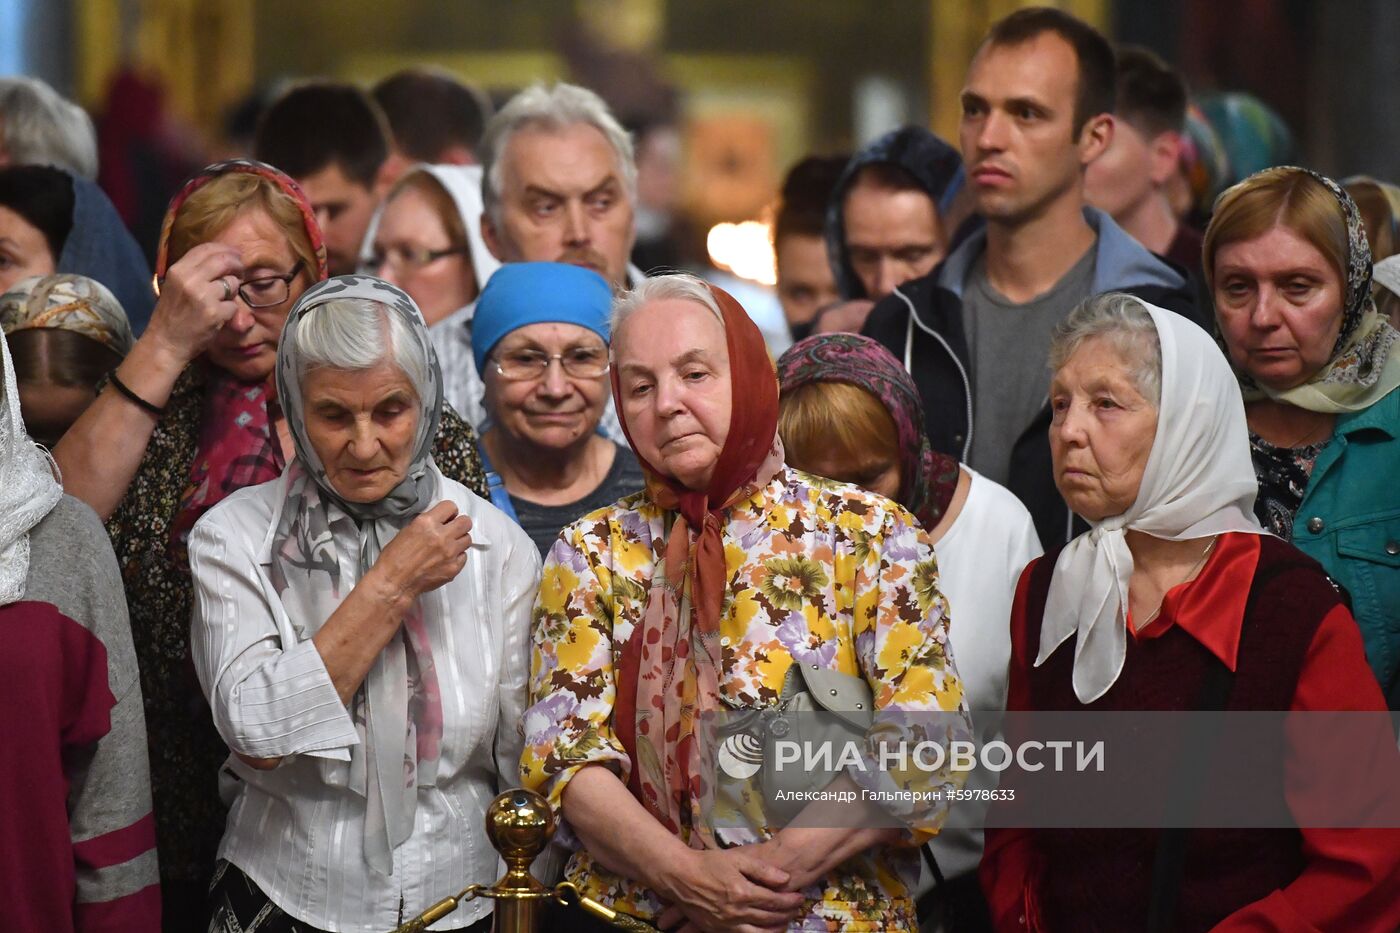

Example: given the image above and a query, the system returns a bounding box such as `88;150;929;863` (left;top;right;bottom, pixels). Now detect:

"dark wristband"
108;370;167;417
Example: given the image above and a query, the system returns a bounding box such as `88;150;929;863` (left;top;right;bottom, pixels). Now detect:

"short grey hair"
611;273;723;353
0;78;98;180
290;298;431;406
479;82;636;225
1048;292;1163;406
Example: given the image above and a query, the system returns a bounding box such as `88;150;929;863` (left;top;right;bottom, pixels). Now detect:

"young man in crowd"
1085;45;1204;285
478;82;641;290
861;6;1201;547
815;125;966;334
253;81;388;276
772;154;845;340
372;67;492;190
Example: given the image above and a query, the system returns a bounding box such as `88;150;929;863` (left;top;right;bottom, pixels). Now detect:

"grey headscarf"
270;274;446;875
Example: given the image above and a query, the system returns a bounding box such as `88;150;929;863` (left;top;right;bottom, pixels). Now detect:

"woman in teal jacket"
1205;165;1400;706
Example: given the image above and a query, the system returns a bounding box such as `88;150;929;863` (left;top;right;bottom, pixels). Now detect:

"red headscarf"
610;281;784;842
158;160;329;562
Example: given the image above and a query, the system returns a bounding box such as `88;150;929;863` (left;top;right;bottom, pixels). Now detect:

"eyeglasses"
236;260;305;308
360;244;468;274
153;260;305;308
493;345;610;381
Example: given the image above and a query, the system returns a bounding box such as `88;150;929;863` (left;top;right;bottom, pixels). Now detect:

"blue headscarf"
60;174;154;334
470;261;613;373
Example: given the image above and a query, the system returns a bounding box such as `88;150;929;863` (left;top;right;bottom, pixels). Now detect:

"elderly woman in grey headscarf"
189;276;540;933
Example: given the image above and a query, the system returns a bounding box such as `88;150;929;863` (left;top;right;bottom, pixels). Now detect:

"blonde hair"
778;380;900;476
166;172;317;275
1204;167;1348;295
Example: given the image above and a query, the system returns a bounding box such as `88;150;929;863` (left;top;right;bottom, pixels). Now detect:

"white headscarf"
0;331;63;605
357;163;501;291
1035;299;1265;704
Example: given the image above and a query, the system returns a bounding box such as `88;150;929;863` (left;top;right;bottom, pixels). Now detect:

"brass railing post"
389;788;658;933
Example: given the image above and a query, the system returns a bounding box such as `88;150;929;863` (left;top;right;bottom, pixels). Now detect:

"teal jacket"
1289;386;1400;708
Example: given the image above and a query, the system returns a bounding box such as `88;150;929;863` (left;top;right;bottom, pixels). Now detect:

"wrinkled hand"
375;501;473;600
812;299;875;335
653;847;806;932
146;242;245;366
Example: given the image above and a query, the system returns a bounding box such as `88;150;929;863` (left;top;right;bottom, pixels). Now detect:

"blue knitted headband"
471;262;613;373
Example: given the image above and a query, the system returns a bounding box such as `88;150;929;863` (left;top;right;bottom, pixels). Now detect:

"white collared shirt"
190;469;541;932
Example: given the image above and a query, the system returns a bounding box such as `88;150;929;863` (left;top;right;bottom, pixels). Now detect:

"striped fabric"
189;474;540;933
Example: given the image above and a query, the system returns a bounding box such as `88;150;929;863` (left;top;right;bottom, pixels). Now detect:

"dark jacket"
861;207;1206;549
824;125;964;301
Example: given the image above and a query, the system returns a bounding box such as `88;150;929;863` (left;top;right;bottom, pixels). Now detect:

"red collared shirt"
983;532;1400;932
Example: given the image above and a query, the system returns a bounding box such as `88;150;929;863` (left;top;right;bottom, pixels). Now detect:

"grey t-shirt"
962;246;1096;485
510;442;647;556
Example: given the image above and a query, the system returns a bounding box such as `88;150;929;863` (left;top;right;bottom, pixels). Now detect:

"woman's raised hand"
145;242;245;367
652;847;806;932
375;501;474;600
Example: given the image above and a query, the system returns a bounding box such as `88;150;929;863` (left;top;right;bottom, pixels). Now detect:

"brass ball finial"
485;788;556;863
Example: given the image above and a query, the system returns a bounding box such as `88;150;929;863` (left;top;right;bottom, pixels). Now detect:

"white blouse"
190;469;541;932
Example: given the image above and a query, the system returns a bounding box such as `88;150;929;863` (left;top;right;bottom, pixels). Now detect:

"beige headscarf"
1220;168;1400;414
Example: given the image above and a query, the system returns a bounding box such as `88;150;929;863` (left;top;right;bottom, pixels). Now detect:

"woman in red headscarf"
521;272;972;932
52;160;489;930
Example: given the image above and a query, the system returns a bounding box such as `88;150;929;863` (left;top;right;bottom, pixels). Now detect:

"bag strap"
476;442;519;523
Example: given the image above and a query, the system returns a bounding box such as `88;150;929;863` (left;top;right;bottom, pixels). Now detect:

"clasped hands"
652;804;900;932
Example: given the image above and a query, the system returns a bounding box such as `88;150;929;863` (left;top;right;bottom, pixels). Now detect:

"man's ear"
1079;112;1114;166
374;153;409;200
481;212;506;261
1147;131;1184;187
438;144;476;166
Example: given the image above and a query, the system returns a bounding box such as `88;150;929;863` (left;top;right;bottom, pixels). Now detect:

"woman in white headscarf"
361;165;501;425
190;276;540;933
0;329;158;931
978;293;1400;932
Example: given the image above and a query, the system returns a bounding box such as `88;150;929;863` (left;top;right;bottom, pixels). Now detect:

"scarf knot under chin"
1037;299;1264;705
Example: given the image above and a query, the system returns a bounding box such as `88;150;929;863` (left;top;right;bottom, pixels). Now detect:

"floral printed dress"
521;466;971;931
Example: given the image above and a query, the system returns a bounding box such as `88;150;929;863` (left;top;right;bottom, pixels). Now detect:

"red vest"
1016;535;1340;932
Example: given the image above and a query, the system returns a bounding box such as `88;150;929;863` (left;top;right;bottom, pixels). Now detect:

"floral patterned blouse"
521;466;971;931
106;366;489;886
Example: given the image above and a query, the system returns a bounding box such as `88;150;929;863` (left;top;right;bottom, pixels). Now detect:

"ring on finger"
220;278;233;301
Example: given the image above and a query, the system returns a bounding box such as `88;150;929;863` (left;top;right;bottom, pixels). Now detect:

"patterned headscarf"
158;160;329;559
776;332;959;529
271;275;445;875
1212;166;1400;413
153;158;328;283
610;281;785;845
0;273;133;356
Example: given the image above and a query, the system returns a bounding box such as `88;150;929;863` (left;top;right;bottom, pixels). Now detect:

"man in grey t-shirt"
963;246;1096;485
861;8;1201;548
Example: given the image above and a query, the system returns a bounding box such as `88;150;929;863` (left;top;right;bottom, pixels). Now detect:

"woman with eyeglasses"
473;262;645;555
362;164;501;426
51;160;491;931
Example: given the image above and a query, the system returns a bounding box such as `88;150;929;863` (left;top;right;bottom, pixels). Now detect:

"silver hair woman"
981;292;1400;931
522;271;972;932
189;275;540;933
